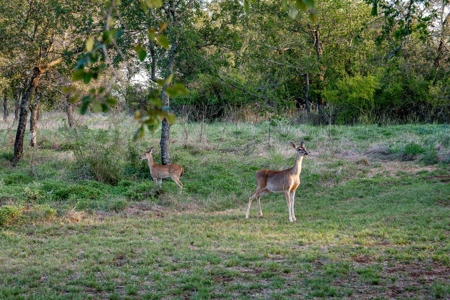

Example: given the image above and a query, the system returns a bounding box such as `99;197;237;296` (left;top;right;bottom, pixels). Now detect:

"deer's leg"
156;178;163;190
290;190;296;221
257;197;263;216
285;191;293;222
246;192;257;218
246;188;268;218
171;175;183;194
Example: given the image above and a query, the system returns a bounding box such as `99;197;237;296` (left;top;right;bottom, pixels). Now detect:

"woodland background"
1;0;449;139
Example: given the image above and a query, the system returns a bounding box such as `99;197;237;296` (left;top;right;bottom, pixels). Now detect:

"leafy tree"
0;0;104;164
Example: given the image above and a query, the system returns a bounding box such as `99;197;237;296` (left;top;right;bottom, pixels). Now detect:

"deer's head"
291;141;309;156
141;147;154;160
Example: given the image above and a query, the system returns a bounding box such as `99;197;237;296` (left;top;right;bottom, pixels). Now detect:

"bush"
4;173;34;185
52;184;104;201
26;204;57;222
0;205;24;227
401;142;426;161
63;127;125;184
23;183;45;202
323;74;379;124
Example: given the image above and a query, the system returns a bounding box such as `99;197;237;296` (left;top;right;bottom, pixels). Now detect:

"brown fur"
246;142;309;222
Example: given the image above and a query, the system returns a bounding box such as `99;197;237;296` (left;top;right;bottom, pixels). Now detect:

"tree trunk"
305;73;310;114
159;41;177;165
14;91;21;121
433;10;449;84
36;99;42;121
160;116;171;165
29;93;40;147
13;67;42;165
66;94;75;128
3;90;8;122
312;25;327;124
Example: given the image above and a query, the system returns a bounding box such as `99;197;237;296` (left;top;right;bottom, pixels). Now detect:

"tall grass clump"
62;125;125;184
0;205;24;226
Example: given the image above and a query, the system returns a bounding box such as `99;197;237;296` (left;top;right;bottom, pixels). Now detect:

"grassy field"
0;113;449;299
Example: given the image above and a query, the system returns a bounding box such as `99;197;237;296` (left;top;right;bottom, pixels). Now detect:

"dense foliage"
0;0;449;126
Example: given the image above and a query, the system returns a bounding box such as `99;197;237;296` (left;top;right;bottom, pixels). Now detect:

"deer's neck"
147;155;155;171
291;155;304;176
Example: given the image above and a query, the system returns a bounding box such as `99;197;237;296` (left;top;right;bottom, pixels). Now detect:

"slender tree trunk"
433;9;449;84
312;25;327;124
160;41;177;165
30;92;40;147
305;73;310;114
36;99;41;121
160;116;171;165
13;67;42;165
66;94;75;128
3;90;8;122
14;91;21;121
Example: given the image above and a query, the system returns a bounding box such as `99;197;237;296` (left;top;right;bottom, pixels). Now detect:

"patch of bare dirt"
425;175;450;183
364;161;437;178
331;260;450;299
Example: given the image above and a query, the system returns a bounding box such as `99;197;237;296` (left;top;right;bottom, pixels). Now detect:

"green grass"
0;113;449;299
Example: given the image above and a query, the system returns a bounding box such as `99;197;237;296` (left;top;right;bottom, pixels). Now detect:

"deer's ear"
290;142;296;148
300;141;305;147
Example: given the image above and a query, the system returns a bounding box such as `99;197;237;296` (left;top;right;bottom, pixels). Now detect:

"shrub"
26;204;57;222
0;205;24;227
63;127;125;184
23;182;45;202
323;74;380;124
4;173;34;185
401;143;426;161
52;185;104;201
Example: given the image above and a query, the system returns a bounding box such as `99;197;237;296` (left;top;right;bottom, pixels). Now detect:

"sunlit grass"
0;113;449;298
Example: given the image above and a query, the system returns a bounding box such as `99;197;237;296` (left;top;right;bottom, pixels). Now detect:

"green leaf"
72;69;86;82
165;74;174;85
69;95;79;103
149;96;162;108
106;97;118;106
81;95;93;104
244;0;250;14
288;8;298;19
303;0;314;7
83;73;92;84
138;49;147;61
309;10;318;23
155;35;170;49
92;101;102;113
86;37;94;52
133;126;145;140
80;100;90;115
166;113;176;124
165;83;189;97
88;52;99;63
145;0;163;8
158;22;168;34
101;103;109;113
62;86;74;93
102;31;113;44
296;0;306;10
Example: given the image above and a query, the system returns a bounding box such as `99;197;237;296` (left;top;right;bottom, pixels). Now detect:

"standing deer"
246;142;309;222
141;147;184;194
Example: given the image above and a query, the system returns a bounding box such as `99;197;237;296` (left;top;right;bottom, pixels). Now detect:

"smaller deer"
141;147;184;194
246;142;309;222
